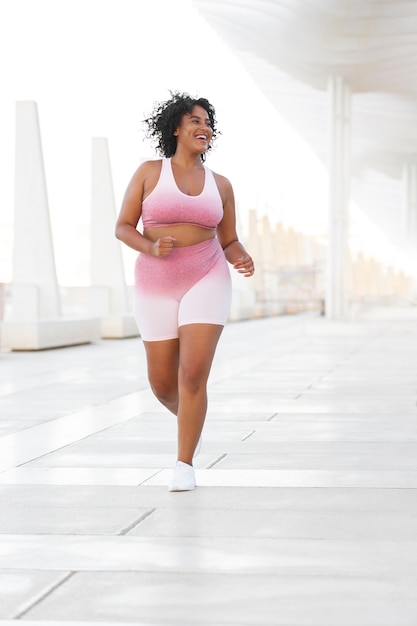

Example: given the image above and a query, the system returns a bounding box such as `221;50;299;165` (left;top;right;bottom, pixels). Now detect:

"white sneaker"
194;435;202;458
168;461;196;492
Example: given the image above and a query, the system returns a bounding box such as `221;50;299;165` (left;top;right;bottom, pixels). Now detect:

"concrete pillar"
274;223;285;268
326;76;351;319
1;101;100;350
89;137;138;338
260;215;280;313
12;101;61;320
402;162;417;246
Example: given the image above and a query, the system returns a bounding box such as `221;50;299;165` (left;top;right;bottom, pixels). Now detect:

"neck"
171;148;204;169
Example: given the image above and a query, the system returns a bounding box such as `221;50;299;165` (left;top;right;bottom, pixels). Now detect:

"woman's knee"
144;339;179;407
149;375;178;405
178;365;208;395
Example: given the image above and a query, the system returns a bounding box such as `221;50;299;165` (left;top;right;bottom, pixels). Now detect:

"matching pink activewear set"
133;158;232;341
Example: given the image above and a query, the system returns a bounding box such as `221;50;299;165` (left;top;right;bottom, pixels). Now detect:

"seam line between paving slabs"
206;453;228;469
138;469;165;486
13;571;75;619
241;430;255;441
119;508;157;535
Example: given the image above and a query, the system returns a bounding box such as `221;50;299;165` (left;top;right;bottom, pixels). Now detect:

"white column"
89;137;138;338
402;162;417;245
1;102;100;349
326;76;351;320
12;101;61;320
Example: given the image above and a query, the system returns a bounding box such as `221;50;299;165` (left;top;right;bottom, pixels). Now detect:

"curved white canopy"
193;0;417;253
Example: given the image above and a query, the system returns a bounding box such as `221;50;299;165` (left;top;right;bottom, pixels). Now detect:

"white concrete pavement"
1;310;417;625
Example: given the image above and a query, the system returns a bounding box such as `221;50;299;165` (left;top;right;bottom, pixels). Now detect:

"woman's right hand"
151;236;176;257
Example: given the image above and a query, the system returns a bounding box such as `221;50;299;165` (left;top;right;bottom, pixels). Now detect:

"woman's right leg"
143;339;179;415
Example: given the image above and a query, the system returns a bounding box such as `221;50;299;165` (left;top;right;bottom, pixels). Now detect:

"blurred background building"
193;0;417;318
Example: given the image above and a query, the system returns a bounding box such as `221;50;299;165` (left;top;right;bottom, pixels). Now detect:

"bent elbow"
114;223;123;241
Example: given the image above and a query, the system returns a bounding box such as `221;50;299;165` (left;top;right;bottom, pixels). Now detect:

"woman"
115;91;254;491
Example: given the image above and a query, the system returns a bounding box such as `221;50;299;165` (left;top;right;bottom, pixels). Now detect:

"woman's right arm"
115;161;175;257
115;162;154;254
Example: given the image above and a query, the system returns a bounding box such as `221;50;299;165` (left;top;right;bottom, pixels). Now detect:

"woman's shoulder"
130;158;163;182
210;169;233;191
209;169;234;206
138;158;163;173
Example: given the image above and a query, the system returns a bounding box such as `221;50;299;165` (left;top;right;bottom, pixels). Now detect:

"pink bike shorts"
133;237;232;341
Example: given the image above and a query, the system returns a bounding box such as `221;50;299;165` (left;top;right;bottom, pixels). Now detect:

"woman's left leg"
176;323;224;465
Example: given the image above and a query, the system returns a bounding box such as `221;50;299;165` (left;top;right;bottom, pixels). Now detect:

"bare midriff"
143;224;217;248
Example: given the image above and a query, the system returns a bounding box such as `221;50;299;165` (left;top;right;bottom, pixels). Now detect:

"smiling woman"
143;91;219;162
115;91;254;492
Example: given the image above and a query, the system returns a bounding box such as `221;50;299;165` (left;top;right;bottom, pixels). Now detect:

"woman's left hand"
233;255;255;277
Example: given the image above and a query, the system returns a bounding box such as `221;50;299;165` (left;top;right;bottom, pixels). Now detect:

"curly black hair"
143;91;219;162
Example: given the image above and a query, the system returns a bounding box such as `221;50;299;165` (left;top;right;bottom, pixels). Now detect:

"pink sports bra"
141;158;224;229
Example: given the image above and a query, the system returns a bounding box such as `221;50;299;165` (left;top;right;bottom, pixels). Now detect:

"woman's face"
174;105;213;154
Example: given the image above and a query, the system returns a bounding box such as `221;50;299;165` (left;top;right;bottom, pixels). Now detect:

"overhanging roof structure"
193;0;417;256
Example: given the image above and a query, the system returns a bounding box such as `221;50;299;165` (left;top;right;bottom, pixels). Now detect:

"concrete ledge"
0;318;101;351
100;314;140;339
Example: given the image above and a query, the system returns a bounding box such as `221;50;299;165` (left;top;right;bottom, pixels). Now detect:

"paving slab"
19;572;417;626
248;417;417;442
0;570;71;619
0;506;154;535
145;468;417;488
127;506;417;540
0;622;153;626
1;534;416;576
213;442;417;470
0;468;161;486
0;311;417;624
1;484;416;511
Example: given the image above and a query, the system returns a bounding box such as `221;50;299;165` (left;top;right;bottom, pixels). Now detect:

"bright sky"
0;0;411;285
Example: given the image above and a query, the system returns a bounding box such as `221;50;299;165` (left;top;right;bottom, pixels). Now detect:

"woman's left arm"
215;173;255;277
